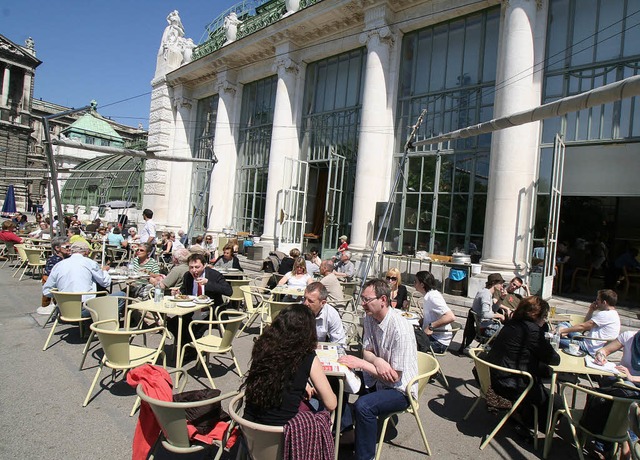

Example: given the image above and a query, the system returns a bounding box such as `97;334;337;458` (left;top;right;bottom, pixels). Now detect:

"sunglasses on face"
386;276;397;281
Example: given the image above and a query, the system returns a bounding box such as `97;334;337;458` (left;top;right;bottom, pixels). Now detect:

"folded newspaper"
584;355;620;374
316;344;361;393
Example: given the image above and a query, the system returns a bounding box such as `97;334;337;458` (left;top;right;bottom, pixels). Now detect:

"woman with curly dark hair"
241;304;337;425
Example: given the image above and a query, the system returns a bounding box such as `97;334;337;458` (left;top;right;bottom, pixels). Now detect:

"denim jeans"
557;321;589;352
353;387;409;460
428;336;448;354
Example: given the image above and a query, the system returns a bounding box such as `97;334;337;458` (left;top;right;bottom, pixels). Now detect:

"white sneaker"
37;305;55;315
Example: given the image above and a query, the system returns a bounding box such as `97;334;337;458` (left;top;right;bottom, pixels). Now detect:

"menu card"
316;343;344;373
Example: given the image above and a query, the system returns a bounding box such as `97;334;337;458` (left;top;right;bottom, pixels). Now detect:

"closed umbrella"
1;185;17;217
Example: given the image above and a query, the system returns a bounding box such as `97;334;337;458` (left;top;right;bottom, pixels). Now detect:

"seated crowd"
8;220;638;460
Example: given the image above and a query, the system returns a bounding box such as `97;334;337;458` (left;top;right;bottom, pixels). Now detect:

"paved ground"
0;260;618;460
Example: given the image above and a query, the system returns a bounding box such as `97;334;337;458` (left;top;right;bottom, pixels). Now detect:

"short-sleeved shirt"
320;272;344;303
584;309;621;355
140;219;156;243
422;290;453;345
44;254;63;276
107;233;125;247
132;257;160;275
618;331;640;378
494;291;522;310
363;307;418;398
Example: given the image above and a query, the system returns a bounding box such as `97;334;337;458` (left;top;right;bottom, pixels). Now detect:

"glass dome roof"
60;154;144;211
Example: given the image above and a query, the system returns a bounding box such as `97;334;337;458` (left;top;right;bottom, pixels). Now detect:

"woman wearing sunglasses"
385;268;408;309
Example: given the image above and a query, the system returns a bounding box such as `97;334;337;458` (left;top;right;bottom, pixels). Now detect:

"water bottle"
552;333;560;351
154;285;163;304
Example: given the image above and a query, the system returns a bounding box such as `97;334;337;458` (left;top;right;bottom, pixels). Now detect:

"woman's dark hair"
415;271;437;292
112;227;121;235
241;304;317;409
512;296;550;322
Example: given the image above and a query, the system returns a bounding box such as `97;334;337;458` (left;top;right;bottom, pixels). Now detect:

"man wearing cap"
42;240;112;317
471;273;506;335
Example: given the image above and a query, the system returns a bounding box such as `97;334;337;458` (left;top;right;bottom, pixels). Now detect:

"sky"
2;1;239;130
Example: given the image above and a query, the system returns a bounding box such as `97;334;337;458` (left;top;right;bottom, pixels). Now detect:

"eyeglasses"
136;249;146;253
386;276;397;281
360;296;379;305
60;245;71;249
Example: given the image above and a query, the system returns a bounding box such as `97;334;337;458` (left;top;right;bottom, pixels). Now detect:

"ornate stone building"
146;0;640;296
0;33;41;210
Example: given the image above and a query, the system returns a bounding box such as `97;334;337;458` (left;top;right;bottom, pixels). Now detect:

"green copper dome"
62;103;124;147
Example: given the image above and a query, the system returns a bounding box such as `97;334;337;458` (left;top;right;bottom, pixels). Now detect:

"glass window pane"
445;20;465;89
430;25;447;91
546;0;570;70
623;4;640;57
571;0;597;66
415;31;432;95
463;15;481;84
482;10;499;81
435;194;451;232
595;0;623;61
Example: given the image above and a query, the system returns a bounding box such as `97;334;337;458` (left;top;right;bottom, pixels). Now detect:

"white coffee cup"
568;342;580;355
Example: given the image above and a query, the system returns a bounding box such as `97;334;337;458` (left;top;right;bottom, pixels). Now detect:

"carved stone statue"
159;10;185;59
180;38;196;63
283;0;301;17
223;12;242;45
155;10;196;77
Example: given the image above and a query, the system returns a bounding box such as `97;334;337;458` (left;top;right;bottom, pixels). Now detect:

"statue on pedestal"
223;12;242;45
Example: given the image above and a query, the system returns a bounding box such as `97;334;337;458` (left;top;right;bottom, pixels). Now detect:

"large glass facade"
542;0;640;144
191;94;219;233
234;75;277;235
394;8;499;255
301;48;365;248
537;0;640;240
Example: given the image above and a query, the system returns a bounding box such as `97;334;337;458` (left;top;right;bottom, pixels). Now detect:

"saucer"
562;348;586;357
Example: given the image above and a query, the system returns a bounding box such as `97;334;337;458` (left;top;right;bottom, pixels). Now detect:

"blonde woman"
386;268;408;309
278;256;313;288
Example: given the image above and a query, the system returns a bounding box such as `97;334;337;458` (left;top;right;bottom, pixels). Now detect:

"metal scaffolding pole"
413;74;640;148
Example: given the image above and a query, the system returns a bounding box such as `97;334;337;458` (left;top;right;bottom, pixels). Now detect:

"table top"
127;297;209;316
550;350;617;377
271;285;306;297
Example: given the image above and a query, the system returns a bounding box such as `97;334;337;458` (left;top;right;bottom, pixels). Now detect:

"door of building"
321;149;346;258
542;134;565;299
277;157;309;253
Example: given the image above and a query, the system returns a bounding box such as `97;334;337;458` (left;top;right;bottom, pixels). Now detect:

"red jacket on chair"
127;364;173;460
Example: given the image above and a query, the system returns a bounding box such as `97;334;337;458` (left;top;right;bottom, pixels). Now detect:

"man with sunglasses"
338;279;417;460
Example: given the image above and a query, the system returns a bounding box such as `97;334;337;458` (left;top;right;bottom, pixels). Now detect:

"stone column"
350;5;397;251
473;0;548;288
22;71;33;111
1;65;11;106
208;73;239;232
143;76;173;223
261;42;301;250
166;85;194;229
